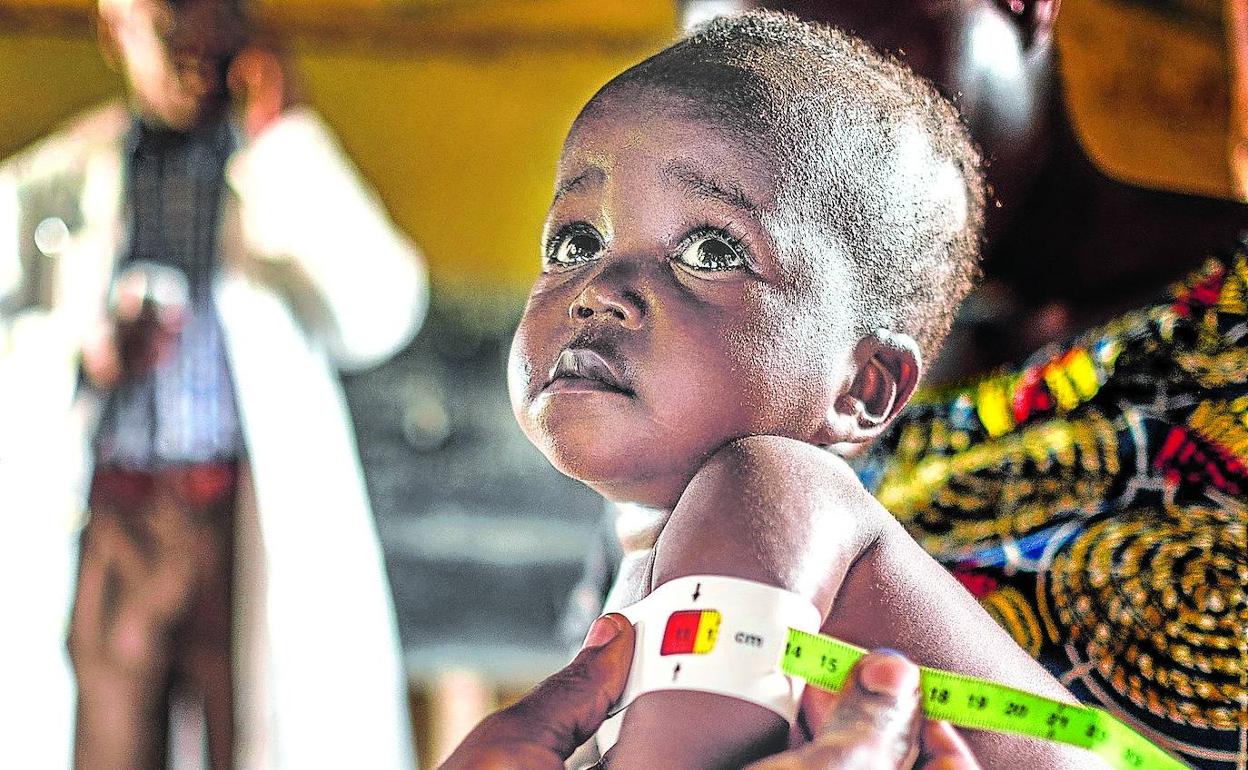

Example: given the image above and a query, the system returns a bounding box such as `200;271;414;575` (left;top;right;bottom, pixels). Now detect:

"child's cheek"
506;310;551;422
723;291;827;434
505;336;533;416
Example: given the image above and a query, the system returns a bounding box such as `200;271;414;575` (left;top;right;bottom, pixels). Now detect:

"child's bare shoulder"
651;435;886;611
680;435;872;523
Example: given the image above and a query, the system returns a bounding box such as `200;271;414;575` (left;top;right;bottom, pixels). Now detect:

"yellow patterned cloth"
863;242;1248;769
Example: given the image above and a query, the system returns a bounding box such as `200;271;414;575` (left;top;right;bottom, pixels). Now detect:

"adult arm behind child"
601;435;1107;770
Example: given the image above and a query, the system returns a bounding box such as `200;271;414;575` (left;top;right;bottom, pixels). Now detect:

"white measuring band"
609;574;821;721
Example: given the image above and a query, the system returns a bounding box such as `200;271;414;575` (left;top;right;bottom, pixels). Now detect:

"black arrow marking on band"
673;663;681;681
692;583;701;601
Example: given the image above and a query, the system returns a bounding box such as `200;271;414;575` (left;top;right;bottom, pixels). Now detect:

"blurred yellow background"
4;0;1242;294
0;0;678;302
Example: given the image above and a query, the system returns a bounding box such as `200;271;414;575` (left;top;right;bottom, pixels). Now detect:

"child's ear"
819;330;922;446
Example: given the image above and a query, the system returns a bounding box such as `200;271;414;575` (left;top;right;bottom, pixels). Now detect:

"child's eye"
674;230;748;272
544;224;604;270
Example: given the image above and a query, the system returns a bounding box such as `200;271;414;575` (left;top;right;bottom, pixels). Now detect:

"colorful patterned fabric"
862;242;1248;770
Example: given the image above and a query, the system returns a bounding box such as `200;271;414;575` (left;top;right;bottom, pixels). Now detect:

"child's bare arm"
825;511;1104;768
604;435;865;768
602;435;1105;770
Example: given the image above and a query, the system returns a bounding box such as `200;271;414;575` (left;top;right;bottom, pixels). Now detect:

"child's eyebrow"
662;160;759;214
553;166;606;203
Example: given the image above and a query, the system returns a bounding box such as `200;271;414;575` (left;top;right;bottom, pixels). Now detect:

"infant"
508;11;1102;769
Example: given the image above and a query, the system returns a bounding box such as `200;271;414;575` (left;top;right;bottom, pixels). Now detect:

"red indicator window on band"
660;609;721;655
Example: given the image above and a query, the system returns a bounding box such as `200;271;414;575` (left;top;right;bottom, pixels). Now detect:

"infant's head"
509;11;984;508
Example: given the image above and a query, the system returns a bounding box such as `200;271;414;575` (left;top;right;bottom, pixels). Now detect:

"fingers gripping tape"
608;575;821;721
594;575;1189;770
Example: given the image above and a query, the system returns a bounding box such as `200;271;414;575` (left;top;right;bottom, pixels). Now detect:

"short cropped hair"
581;11;985;361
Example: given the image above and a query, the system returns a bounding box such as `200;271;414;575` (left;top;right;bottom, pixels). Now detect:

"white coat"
0;104;425;769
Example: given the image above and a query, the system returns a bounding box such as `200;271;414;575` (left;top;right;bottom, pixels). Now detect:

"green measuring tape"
781;629;1190;770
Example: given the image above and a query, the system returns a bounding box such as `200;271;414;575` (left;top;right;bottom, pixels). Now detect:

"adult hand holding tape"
597;576;1186;770
442;576;1187;769
439;614;636;770
440;612;979;770
745;651;981;770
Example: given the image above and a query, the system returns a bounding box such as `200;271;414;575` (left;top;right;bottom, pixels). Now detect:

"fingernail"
581;614;623;650
858;651;920;697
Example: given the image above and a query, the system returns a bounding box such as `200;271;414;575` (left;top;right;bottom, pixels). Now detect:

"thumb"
511;613;634;756
750;650;923;770
471;614;634;763
818;651;923;768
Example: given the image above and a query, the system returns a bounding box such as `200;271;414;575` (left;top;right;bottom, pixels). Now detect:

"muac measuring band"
782;629;1188;770
605;576;1189;770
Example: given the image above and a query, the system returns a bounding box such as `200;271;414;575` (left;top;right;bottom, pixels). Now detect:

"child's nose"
569;277;645;331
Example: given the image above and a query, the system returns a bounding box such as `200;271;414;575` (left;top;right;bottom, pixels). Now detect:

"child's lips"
545;348;633;395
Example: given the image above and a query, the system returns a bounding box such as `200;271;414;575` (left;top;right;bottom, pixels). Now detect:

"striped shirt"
93;117;245;468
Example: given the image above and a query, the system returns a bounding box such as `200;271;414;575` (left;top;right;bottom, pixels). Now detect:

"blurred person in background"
0;0;426;767
565;1;1246;767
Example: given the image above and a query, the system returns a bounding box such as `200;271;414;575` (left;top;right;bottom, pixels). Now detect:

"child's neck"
602;501;672;611
612;501;671;555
